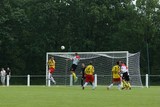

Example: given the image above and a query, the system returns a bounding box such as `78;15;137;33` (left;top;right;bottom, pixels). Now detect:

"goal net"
46;51;142;87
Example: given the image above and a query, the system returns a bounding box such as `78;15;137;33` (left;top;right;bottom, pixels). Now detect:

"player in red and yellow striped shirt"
48;56;56;84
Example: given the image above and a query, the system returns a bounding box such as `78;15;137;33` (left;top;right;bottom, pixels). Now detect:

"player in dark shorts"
122;72;130;81
80;63;86;87
68;53;80;82
121;62;131;90
70;64;77;72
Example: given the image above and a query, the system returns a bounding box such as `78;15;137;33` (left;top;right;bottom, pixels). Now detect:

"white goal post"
46;51;143;87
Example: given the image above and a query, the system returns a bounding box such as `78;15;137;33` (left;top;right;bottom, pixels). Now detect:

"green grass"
0;86;159;107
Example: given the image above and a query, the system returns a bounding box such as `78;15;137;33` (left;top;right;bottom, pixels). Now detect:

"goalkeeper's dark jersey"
81;67;86;78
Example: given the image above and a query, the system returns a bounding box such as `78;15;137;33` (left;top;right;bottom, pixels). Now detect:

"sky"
132;0;136;5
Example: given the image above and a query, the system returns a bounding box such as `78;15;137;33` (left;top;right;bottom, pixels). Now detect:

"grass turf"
0;86;159;107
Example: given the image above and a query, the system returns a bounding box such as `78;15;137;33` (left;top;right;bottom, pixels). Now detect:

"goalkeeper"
80;63;86;87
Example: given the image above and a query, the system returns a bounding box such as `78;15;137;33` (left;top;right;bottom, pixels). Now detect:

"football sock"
83;82;88;87
51;77;56;83
118;84;121;90
81;78;84;86
92;82;95;89
128;82;131;88
72;72;77;80
122;80;129;88
108;83;113;88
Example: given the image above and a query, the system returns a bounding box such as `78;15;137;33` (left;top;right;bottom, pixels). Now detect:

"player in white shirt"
68;53;80;82
120;62;131;90
0;68;6;85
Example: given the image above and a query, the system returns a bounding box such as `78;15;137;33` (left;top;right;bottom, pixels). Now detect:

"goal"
46;51;142;87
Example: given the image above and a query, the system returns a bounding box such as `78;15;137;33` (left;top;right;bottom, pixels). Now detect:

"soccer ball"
61;46;65;50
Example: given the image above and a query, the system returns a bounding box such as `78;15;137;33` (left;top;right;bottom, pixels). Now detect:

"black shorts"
81;76;85;80
122;72;130;81
70;64;77;72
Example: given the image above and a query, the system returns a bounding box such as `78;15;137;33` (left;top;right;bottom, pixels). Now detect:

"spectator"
6;67;11;80
0;68;6;85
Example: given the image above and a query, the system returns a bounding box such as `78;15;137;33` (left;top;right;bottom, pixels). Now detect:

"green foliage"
0;0;160;75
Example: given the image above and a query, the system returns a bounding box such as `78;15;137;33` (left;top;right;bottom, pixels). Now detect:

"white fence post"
6;75;10;86
27;75;30;86
94;74;97;87
146;74;148;88
48;73;51;87
70;74;73;86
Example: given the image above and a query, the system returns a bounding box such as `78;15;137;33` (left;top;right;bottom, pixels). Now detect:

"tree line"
0;0;160;76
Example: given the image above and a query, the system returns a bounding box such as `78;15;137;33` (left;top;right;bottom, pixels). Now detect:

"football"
61;46;65;50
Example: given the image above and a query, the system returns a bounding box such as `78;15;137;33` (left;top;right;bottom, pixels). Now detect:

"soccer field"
0;86;159;107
